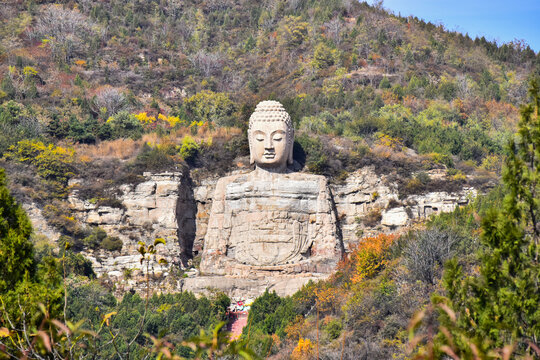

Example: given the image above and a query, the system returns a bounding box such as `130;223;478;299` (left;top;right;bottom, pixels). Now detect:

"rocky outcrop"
22;166;476;299
331;167;475;249
68;172;196;280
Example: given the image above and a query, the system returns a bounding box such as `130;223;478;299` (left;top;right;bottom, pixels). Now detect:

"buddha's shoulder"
215;170;329;188
283;171;327;182
214;171;251;187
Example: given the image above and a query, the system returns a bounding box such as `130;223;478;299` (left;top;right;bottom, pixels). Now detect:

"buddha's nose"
265;137;273;149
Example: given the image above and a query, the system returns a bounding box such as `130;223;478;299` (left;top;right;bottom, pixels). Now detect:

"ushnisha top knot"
248;100;293;131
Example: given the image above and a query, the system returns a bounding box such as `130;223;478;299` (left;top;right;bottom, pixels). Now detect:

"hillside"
0;0;539;359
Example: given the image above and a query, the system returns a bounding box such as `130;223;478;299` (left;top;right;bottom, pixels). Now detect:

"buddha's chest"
223;178;322;266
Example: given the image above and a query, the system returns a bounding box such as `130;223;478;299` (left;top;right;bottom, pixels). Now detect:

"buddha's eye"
273;136;282;142
256;136;264;142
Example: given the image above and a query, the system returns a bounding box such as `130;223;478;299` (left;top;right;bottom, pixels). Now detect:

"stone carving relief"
199;101;343;277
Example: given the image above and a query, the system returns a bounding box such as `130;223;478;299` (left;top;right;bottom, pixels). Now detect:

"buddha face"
249;120;290;170
248;101;294;171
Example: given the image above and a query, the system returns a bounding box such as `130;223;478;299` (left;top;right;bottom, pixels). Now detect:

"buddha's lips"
263;152;275;158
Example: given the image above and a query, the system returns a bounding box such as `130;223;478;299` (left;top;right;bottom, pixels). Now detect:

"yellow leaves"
291;338;314;360
0;327;10;337
23;66;38;77
135;112;156;124
101;311;117;327
74;59;87;67
135;112;184;128
314;286;343;313
278;16;309;49
376;133;403;149
285;316;305;341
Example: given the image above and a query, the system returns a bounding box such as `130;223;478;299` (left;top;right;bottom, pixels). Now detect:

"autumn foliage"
349;234;396;284
291;338;314;360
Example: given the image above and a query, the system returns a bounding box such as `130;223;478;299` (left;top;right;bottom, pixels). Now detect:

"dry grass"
76;138;141;161
75;127;244;161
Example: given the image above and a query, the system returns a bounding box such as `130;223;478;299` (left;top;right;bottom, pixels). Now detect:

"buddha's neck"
254;164;289;174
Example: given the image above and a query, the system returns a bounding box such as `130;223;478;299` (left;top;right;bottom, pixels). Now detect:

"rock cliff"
25;167;476;298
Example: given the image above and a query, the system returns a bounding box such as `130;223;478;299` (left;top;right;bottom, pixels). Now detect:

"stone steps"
227;312;248;340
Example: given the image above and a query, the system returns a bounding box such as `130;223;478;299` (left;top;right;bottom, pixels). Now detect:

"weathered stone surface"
23;203;61;241
381;207;409;226
200;168;343;278
68;172;193;279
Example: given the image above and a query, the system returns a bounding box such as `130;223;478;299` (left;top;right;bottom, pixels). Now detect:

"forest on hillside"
0;0;539;358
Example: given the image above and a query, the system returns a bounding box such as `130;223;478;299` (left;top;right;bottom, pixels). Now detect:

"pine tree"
434;79;540;358
0;168;35;293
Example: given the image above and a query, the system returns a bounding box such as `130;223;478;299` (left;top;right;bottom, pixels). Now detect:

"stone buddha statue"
200;101;342;277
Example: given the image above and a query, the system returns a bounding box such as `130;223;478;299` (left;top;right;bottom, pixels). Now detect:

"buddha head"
248;101;294;172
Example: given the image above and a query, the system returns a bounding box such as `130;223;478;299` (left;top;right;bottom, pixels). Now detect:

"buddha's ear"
287;129;294;165
248;130;255;165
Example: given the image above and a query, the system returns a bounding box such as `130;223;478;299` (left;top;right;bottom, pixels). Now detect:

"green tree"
107;111;143;139
184;90;236;127
277;16;309;49
0;168;35;292
432;79;540;357
312;42;339;70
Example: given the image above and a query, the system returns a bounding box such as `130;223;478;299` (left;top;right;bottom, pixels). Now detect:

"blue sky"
376;0;540;53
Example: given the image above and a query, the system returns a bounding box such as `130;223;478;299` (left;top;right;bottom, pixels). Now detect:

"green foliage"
277;16;309;49
132;142;180;173
184;90;236;127
379;76;391;89
64;252;96;277
0;168;35;292
324;318;343;340
100;236;122;251
179;135;200;163
295;134;327;174
0;101;42;155
4;140;75;195
432;79;540;357
82;227;122;252
312;42;339;70
107;111;143;139
244;290;296;339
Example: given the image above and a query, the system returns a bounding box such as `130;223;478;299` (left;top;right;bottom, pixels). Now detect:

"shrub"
107;111;143;140
295;134;328;174
83;227;108;250
184;90;236;127
65;252;96;277
0;101;42;155
349;234;396;284
0;168;35;292
132;142;180;173
4;140;75;195
312;42;339;69
361;208;382;227
179;136;199;163
403;228;458;284
291;338;314;360
324;318;343;340
100;236;122;252
277;16;309;49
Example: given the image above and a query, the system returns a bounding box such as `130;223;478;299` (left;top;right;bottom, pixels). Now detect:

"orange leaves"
314;285;343;314
285;316;305;341
349;234;396;285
